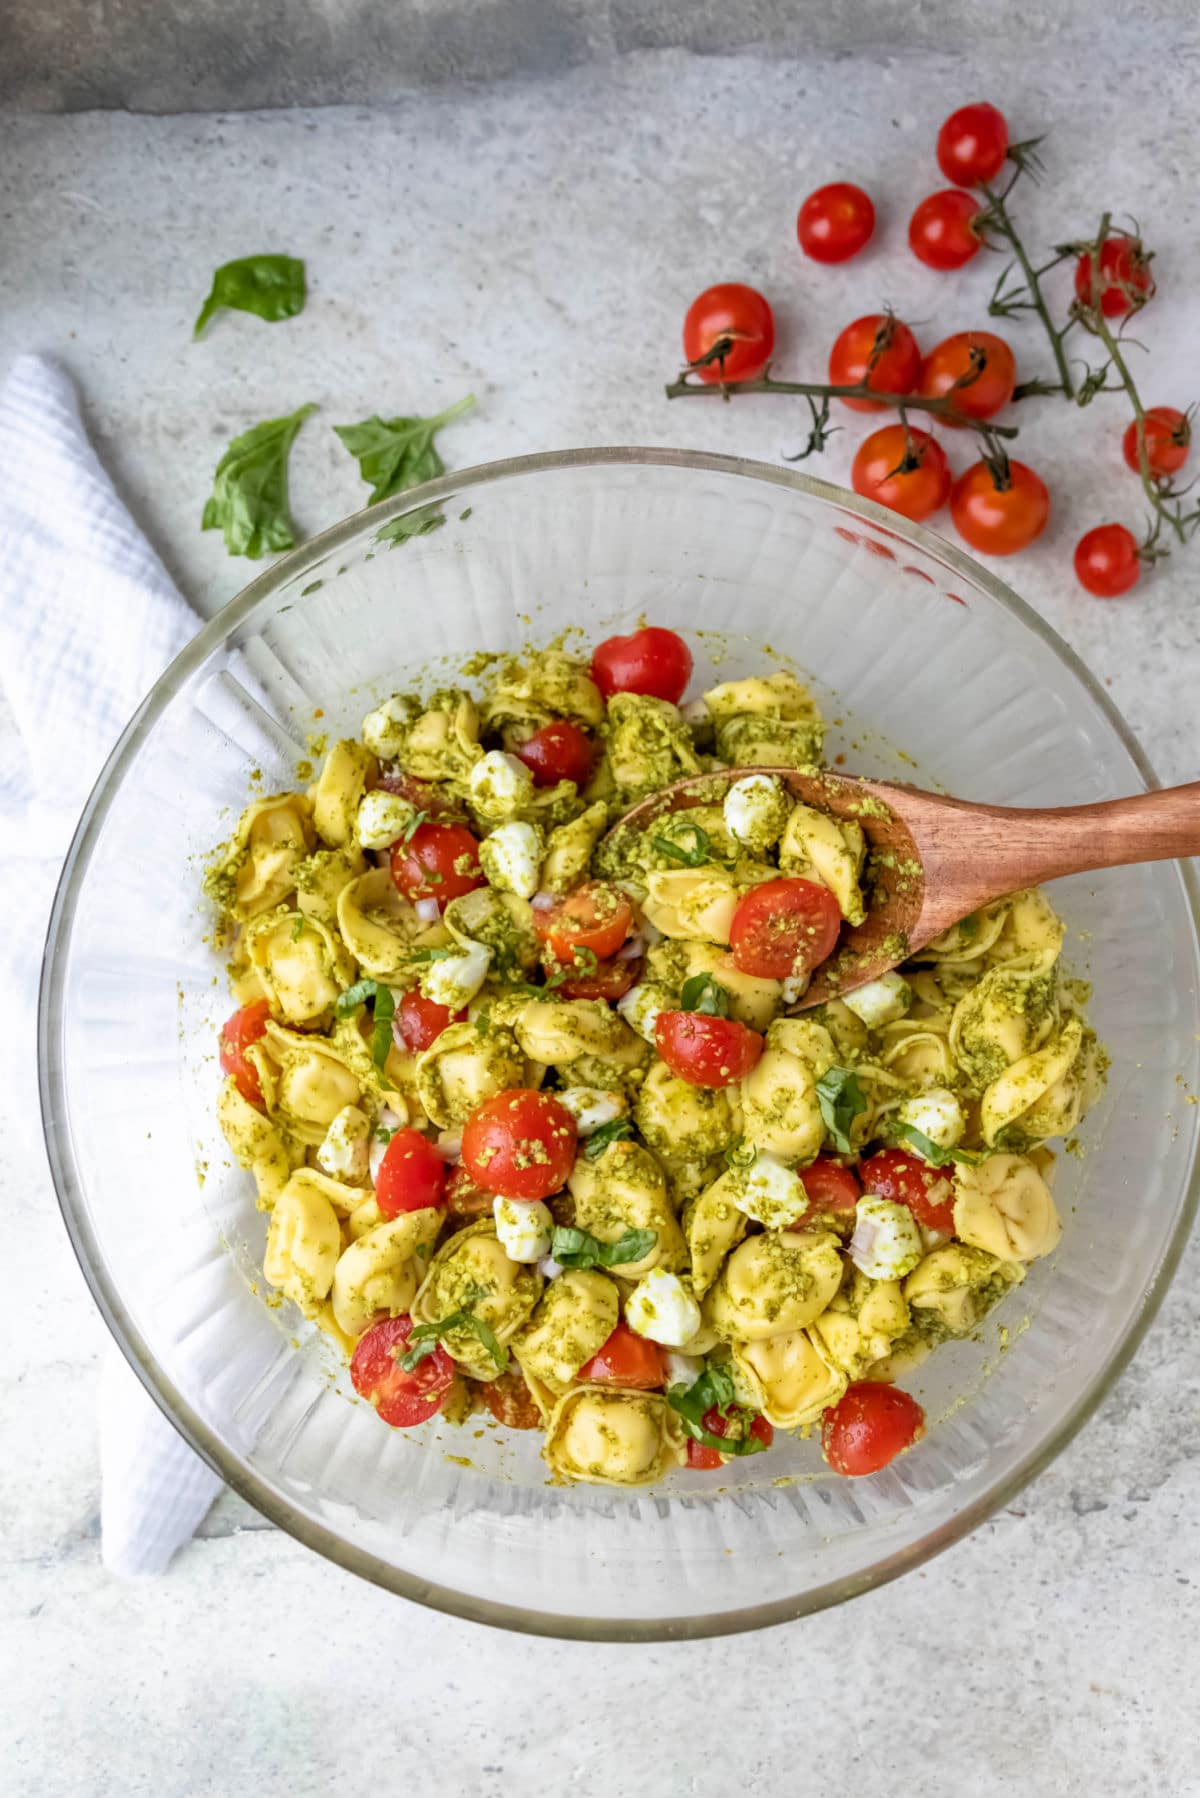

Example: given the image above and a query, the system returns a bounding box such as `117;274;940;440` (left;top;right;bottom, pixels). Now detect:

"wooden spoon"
611;766;1200;1009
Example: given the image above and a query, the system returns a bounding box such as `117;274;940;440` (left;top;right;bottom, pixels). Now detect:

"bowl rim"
39;445;1200;1639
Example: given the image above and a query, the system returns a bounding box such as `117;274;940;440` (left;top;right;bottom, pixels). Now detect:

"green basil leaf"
202;403;316;559
398;1283;508;1373
680;972;730;1018
582;1117;637;1160
193;254;306;339
651;822;711;867
335;394;474;506
723;1135;758;1171
335;979;379;1016
401;809;428;842
371;985;396;1069
893;1122;986;1168
815;1065;867;1154
544;945;600;990
666;1367;768;1458
550;1225;657;1270
374;1124;397;1146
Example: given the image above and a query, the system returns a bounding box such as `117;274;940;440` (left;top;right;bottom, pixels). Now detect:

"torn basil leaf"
651;822;711;866
815;1065;867;1154
550;1225;656;1269
335;394;474;505
193;254;306;339
680;972;730;1018
893;1122;985;1168
582;1117;637;1160
666;1365;768;1457
201;402;315;558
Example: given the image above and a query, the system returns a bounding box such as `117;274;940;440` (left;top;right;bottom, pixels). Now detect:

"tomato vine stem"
663;369;1020;442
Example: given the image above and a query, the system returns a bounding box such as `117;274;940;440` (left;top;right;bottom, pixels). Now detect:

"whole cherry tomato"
909;190;985;269
578;1321;666;1389
729;877;843;980
535;880;633;964
1074;524;1142;598
1074;233;1154;319
950;459;1050;556
797;182;875;263
682;283;775;384
375;1128;448;1217
859;1147;955;1231
397;988;465;1052
655;1011;763;1089
918;331;1016;423
390;821;484;907
219;999;271;1107
461;1089;577;1201
1122;407;1190;479
513;719;595;789
936;102;1009;185
850;425;952;523
822;1382;926;1476
591;626;693;703
799;1158;862;1214
828;314;922;412
351;1314;455;1428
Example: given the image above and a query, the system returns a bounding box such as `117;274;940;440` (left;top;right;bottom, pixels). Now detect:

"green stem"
981;181;1075;400
664;372;1020;440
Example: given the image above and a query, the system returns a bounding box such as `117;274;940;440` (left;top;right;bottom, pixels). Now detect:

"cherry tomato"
1074;234;1154;319
655;1011;763;1089
578;1321;666;1389
918;331;1016;423
375;1128;448;1217
372;770;465;823
535;880;633;963
823;1381;925;1476
1123;407;1191;479
591;626;693;703
480;1368;542;1430
549;955;640;1002
461;1088;578;1201
859;1148;955;1231
682;282;775;384
909;190;985;269
950;459;1050;556
219;999;271;1106
799;1157;861;1214
702;1405;774;1450
828;313;922;415
444;1162;494;1225
687;1439;726;1470
797;182;875;263
513;719;595;789
850;425;951;523
1074;524;1142;598
936;102;1009;185
390;821;484;907
351;1314;455;1428
397;988;466;1052
729;877;843;981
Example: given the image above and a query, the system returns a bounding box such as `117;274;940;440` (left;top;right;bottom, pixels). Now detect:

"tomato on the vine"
1074;524;1142;598
859;1148;955;1231
850;425;951;523
591;626;692;703
390;821;484;906
950;459;1049;556
1074;234;1154;319
729;877;842;980
535;880;633;964
797;182;875;263
655;1011;763;1089
682;283;775;384
909;190;985;269
828;314;921;412
936;103;1009;185
397;988;465;1052
375;1128;448;1217
514;719;595;789
799;1158;862;1214
219;999;271;1107
918;331;1016;423
578;1321;666;1389
351;1315;455;1428
460;1089;577;1201
1122;407;1190;479
822;1382;925;1476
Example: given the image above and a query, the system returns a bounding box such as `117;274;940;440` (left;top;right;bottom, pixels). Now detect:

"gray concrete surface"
3;43;1200;1798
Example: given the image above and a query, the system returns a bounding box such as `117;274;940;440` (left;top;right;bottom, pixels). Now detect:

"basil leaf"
667;1366;769;1458
550;1225;657;1270
893;1123;986;1168
680;972;730;1018
202;403;316;558
193;254;306;339
335;978;379;1015
723;1136;758;1171
398;1283;508;1373
545;945;600;990
335;394;474;506
371;985;396;1069
816;1065;867;1154
401;809;428;842
582;1117;637;1160
651;822;711;867
374;1124;398;1146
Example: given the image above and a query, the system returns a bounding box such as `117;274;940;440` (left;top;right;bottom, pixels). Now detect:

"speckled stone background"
3;16;1200;1796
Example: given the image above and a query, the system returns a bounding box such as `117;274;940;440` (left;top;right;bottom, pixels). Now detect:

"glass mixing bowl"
40;450;1200;1639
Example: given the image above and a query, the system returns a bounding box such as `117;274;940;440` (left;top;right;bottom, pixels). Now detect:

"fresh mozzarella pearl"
553;1087;629;1134
479;820;542;898
421;940;492;1010
356;789;419;850
664;1350;705;1388
316;1106;371;1183
468;750;534;816
849;1196;923;1279
842;972;912;1029
625;1269;702;1348
723;774;790;853
896;1087;965;1152
617;982;666;1044
361;693;419;759
780;974;810;1006
494;1196;553;1263
732;1150;810;1229
368;1106;407;1185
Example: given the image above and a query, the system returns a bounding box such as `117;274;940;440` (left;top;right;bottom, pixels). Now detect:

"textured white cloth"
0;353;224;1574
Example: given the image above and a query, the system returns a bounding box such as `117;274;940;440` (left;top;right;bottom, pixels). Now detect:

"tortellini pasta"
204;792;315;921
397;689;483;783
330;1206;442;1338
707;1230;844;1342
684;1171;750;1298
634;1061;734;1160
244;908;356;1026
312;739;377;847
514;1270;621;1390
543;1387;686;1486
263;1171;343;1315
731;1328;847;1428
412;1220;543;1379
739;1033;825;1160
603;692;701;804
568;1139;687;1279
952;1153;1061;1261
904;1242;1024;1338
778;802;866;926
414;1019;525;1128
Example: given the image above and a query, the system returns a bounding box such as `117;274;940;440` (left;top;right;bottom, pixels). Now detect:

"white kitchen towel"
0;352;224;1573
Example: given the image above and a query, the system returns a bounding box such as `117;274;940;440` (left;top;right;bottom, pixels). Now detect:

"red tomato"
729;877;843;981
535;881;633;963
351;1314;455;1428
936;102;1009;185
550;955;640;1002
702;1405;773;1450
390;821;484;906
860;1148;955;1231
480;1368;542;1430
461;1089;578;1201
591;626;693;703
909;190;985;269
444;1162;494;1225
828;314;922;413
218;999;271;1106
1123;407;1191;479
950;459;1050;556
918;331;1016;423
1074;234;1154;319
578;1321;666;1389
397;988;466;1052
375;1128;448;1217
687;1439;725;1470
513;719;595;789
797;182;875;263
655;1011;764;1089
1074;524;1142;598
822;1382;926;1476
850;425;951;523
682;283;775;384
372;770;465;822
799;1157;862;1214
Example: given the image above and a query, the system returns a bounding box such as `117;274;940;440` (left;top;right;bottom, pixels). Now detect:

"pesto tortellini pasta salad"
206;624;1104;1488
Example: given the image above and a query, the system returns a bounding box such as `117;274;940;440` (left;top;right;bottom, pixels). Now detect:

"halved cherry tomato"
514;719;595;789
578;1321;666;1389
936;103;1009;185
535;880;633;963
1074;233;1154;319
397;988;466;1052
461;1088;578;1200
850;425;951;523
729;877;843;981
918;331;1016;423
859;1148;955;1231
481;1368;542;1430
682;283;775;385
373;770;465;822
219;999;271;1106
1123;407;1191;479
822;1381;925;1476
390;821;484;906
351;1314;455;1428
375;1128;448;1217
908;190;985;270
444;1162;494;1225
687;1439;725;1470
799;1157;862;1214
828;313;922;413
797;182;875;263
655;1012;763;1089
549;954;640;1002
591;627;693;704
950;459;1049;556
1074;524;1142;598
